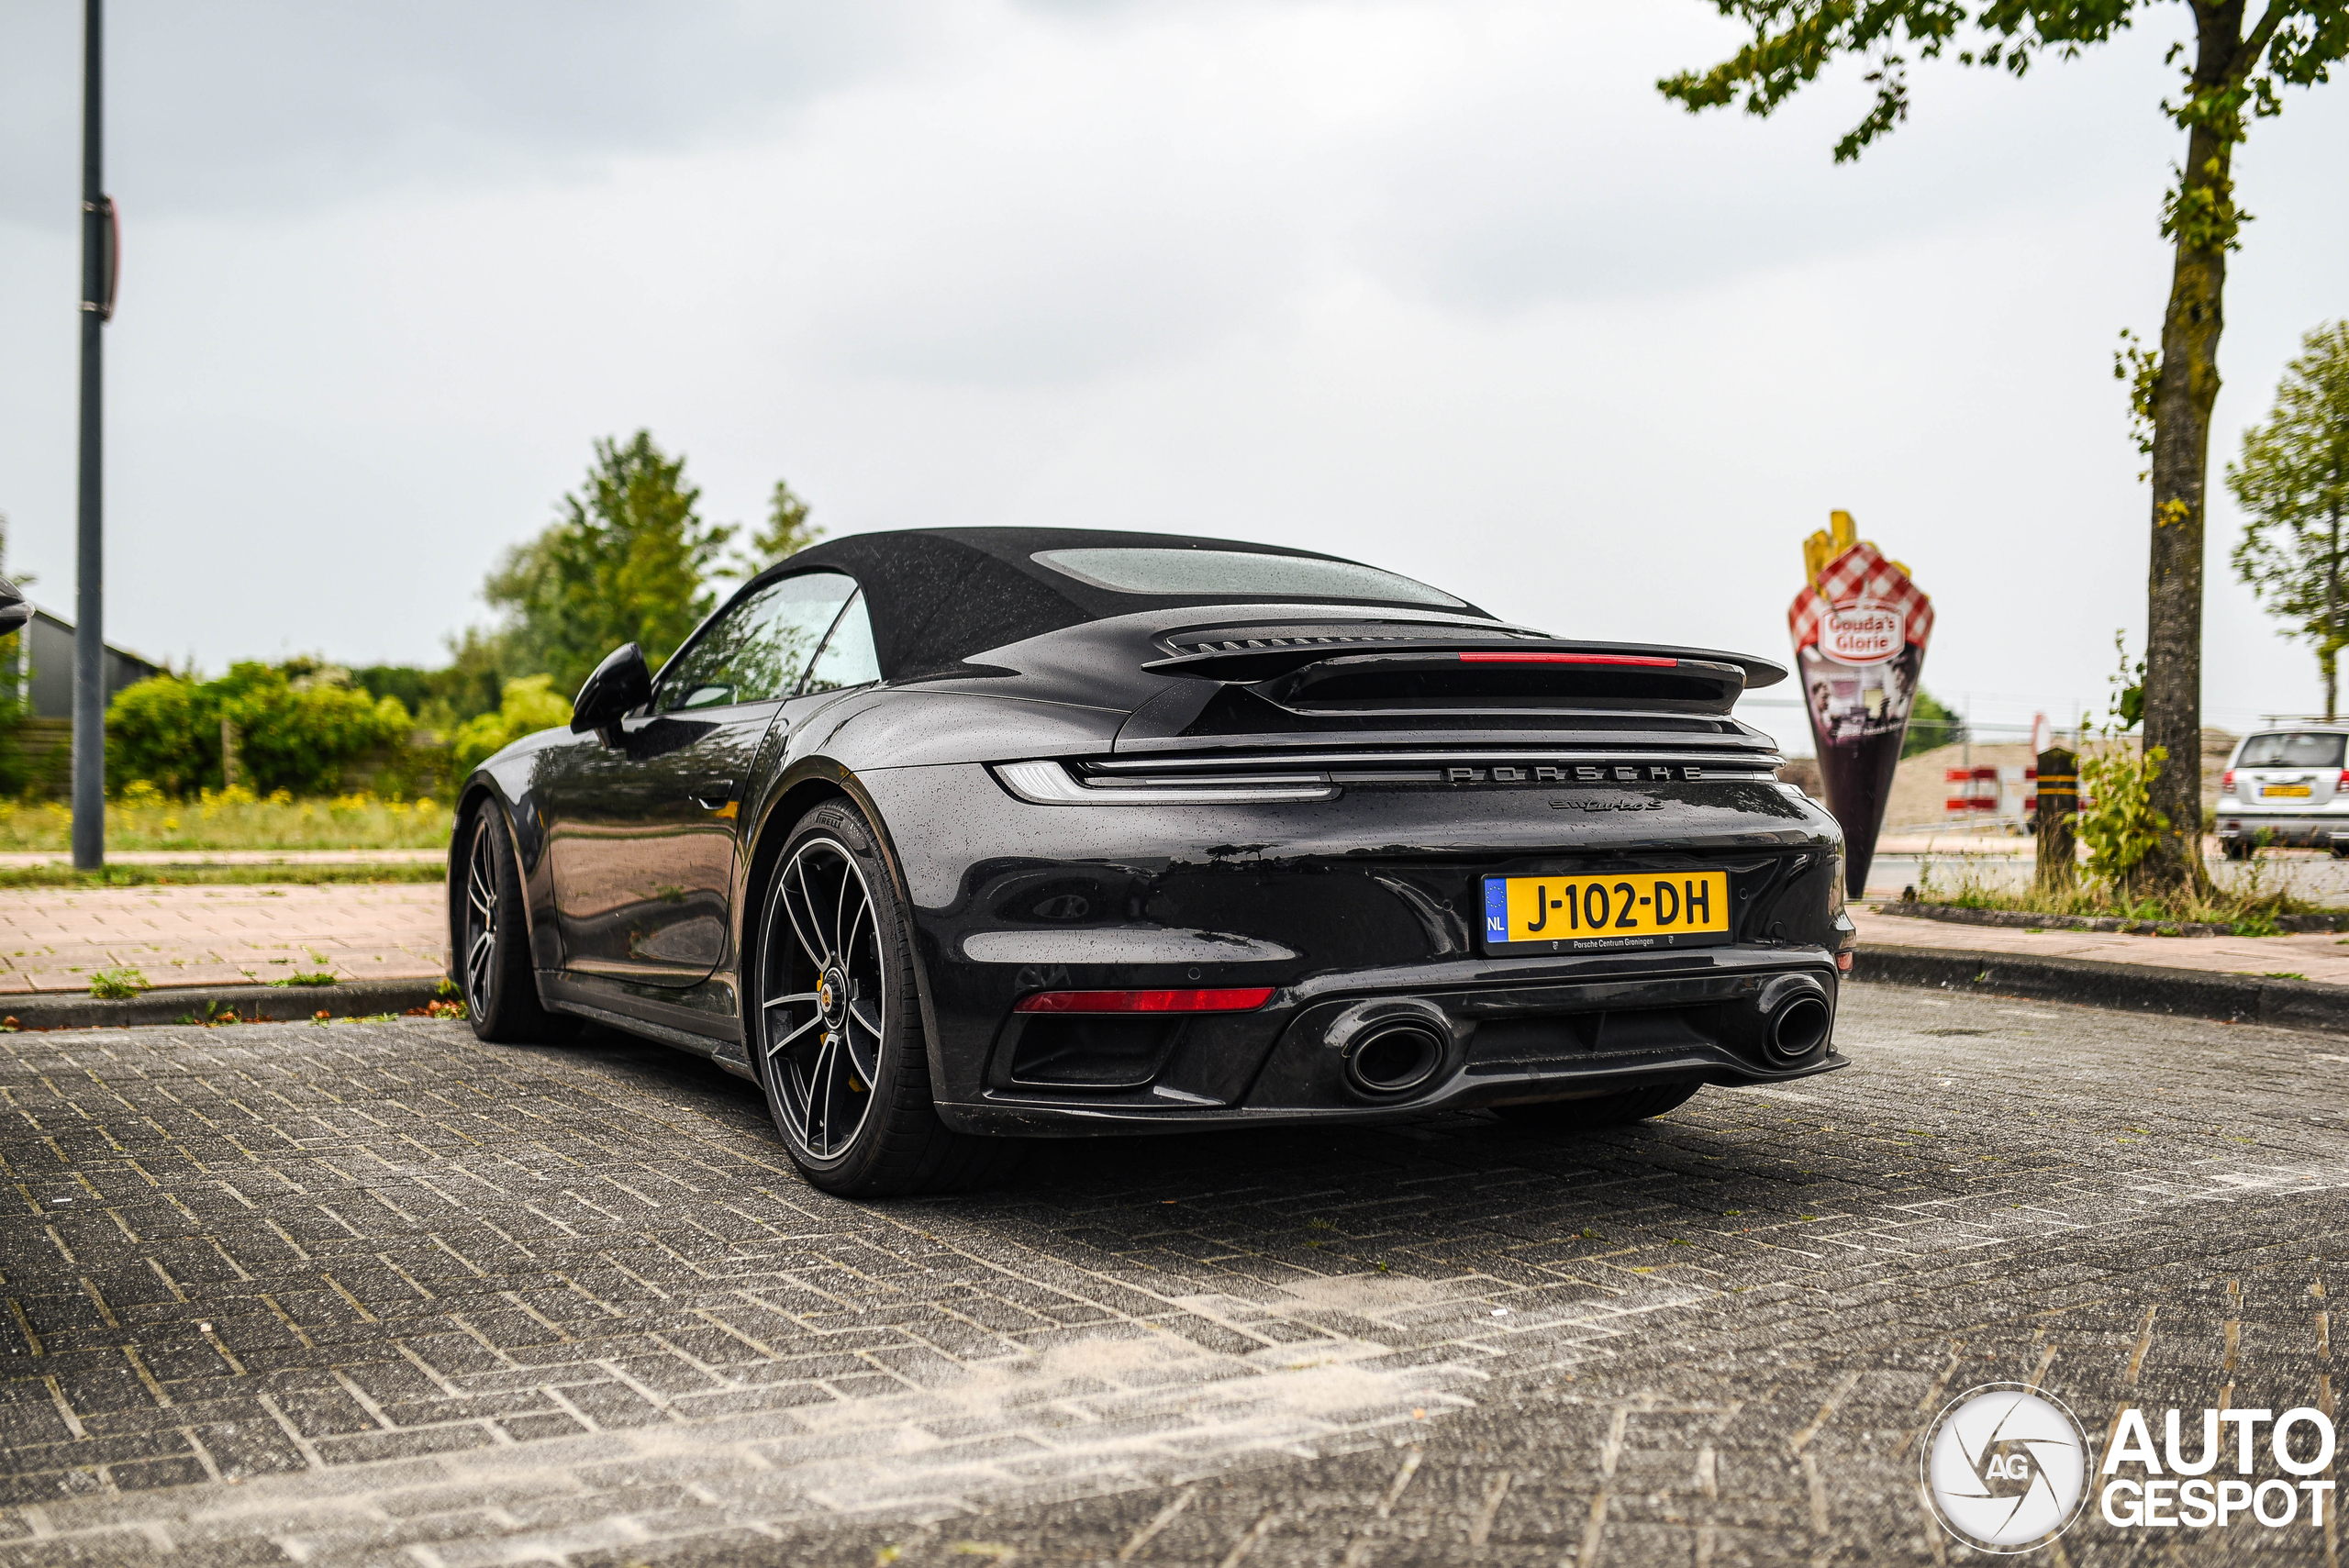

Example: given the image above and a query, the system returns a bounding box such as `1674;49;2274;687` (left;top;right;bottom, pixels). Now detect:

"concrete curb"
1853;943;2349;1034
1874;899;2349;939
0;977;451;1032
17;949;2347;1037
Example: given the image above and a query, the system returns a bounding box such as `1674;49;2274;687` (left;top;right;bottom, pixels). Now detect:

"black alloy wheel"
455;806;574;1045
460;817;500;1007
765;833;887;1162
753;800;1021;1196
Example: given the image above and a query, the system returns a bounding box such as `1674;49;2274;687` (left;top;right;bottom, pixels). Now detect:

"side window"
804;593;882;693
653;572;858;713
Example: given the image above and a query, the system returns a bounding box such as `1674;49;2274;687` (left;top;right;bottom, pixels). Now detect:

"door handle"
692;781;736;811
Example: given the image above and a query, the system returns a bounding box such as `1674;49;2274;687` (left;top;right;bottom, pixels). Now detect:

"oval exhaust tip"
1768;995;1831;1062
1345;1024;1444;1096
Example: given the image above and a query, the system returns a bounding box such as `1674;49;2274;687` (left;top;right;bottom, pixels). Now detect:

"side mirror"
571;643;651;736
0;579;30;636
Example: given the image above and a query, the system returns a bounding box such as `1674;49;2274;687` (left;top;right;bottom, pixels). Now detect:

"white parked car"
2215;726;2349;858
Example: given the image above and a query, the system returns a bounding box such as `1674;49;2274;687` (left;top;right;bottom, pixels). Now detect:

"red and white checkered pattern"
1787;541;1934;652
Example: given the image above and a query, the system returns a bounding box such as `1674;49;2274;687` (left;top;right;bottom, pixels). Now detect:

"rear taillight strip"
995;759;1338;806
1087;747;1780;774
1456;651;1680;667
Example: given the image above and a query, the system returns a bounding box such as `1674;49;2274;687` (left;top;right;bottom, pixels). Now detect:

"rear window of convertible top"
2239;731;2347;767
1031;547;1464;607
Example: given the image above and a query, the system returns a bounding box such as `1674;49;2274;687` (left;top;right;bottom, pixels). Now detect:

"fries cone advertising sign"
1787;511;1935;898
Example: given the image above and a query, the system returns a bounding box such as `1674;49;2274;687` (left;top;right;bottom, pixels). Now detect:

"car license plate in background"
2264;784;2313;798
1482;870;1731;952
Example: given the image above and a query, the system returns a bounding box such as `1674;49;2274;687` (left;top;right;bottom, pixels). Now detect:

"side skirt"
539;972;754;1081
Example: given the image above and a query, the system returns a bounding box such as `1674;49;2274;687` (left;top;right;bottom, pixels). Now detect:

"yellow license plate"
2263;784;2313;798
1482;870;1731;951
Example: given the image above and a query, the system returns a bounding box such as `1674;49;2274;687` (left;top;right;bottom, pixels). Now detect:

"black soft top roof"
760;528;1490;682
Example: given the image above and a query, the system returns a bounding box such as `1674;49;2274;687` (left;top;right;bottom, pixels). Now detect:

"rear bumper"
858;759;1852;1139
2215;810;2349;847
935;945;1846;1136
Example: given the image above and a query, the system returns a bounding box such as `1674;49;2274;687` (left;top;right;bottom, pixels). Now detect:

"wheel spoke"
784;858;829;969
764;991;820;1011
841;895;870;974
764;1008;823;1060
812;1034;838;1153
841;1014;879;1084
847;997;881;1040
830;865;851;968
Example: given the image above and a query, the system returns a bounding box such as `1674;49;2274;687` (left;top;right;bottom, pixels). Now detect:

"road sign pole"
72;0;105;872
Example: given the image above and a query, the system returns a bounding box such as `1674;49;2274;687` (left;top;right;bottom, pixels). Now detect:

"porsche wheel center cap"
818;969;848;1029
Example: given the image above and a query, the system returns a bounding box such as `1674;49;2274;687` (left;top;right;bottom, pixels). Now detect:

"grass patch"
1906;851;2332;936
0;788;452;853
0;862;443;889
88;967;150;999
266;972;340;988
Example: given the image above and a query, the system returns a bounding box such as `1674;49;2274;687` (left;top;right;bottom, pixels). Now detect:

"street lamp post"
72;0;111;872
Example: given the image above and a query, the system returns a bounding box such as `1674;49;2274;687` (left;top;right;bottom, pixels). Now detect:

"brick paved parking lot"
0;885;444;996
0;988;2343;1565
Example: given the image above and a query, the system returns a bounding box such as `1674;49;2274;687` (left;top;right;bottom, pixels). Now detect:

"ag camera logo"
1920;1385;2091;1552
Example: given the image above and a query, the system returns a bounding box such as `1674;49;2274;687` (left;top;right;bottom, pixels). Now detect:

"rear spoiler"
1142;638;1787;691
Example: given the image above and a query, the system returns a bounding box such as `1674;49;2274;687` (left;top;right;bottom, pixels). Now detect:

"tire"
456;805;576;1044
751;800;1022;1197
1492;1082;1701;1129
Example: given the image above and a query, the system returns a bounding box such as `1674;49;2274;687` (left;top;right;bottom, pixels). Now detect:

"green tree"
1902;688;1967;757
0;513;38;795
2229;321;2349;716
107;663;410;797
485;432;735;695
1660;2;2349;891
354;626;523;732
451;675;573;775
736;478;824;575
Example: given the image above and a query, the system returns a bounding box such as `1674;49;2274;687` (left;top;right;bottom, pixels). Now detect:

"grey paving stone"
0;997;2343;1565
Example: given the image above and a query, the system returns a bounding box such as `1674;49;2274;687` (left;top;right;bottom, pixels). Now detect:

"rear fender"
739;756;961;1118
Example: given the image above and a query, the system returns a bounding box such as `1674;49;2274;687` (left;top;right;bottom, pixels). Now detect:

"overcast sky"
2;1;2343;751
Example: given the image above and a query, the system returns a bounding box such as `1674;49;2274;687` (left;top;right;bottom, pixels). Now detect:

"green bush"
451;675;573;775
108;662;413;797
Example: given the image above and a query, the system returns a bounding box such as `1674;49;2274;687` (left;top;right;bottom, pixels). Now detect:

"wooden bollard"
2036;746;2077;893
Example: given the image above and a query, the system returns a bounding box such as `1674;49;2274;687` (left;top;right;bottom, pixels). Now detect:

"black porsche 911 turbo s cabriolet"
451;528;1854;1195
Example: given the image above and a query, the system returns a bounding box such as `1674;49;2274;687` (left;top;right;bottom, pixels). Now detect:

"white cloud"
0;0;2341;745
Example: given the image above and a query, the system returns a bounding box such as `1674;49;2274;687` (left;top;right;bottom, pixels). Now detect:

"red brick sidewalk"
0;884;445;995
1854;907;2349;986
4;884;2341;1005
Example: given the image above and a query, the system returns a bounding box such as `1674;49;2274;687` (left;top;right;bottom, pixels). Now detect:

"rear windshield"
1033;547;1464;607
2238;731;2346;767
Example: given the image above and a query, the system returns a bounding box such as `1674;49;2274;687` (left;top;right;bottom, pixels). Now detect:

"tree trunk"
2138;2;2247;893
2330;499;2343;722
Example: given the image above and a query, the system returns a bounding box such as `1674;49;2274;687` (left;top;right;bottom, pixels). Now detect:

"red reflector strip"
1014;986;1275;1015
1456;651;1678;667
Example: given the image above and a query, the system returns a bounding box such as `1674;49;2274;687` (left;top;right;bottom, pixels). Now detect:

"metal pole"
72;0;104;871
